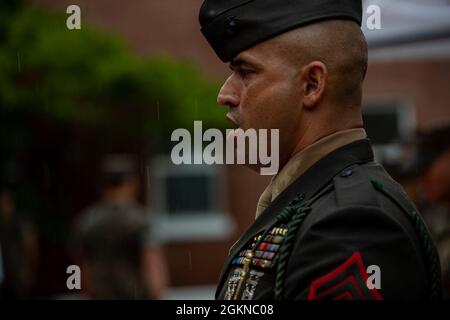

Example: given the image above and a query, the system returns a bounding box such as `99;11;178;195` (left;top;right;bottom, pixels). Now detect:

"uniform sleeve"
140;210;162;246
284;206;428;300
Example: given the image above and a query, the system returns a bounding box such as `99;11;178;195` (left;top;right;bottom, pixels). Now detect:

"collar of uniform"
255;128;367;219
216;138;374;299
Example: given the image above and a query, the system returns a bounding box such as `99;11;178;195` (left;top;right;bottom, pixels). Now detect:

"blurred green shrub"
0;3;225;144
0;2;227;242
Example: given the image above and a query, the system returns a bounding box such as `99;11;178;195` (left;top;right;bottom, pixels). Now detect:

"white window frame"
148;155;235;242
362;99;416;162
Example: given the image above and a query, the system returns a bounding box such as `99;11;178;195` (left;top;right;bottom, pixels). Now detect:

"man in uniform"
198;0;442;299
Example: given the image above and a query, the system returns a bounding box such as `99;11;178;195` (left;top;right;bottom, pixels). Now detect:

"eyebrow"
229;57;262;70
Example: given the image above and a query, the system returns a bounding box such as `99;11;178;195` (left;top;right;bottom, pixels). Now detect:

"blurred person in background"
389;124;450;298
75;154;168;299
413;125;450;298
0;187;39;299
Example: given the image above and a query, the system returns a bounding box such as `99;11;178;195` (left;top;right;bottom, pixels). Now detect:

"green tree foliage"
0;5;225;146
0;4;226;243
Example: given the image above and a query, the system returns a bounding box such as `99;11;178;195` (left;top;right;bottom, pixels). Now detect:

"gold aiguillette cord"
233;251;253;300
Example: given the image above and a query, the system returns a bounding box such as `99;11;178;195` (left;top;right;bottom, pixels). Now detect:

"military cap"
199;0;363;62
100;154;139;186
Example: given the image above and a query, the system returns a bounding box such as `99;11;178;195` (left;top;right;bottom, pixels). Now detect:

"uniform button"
340;168;353;177
289;193;305;206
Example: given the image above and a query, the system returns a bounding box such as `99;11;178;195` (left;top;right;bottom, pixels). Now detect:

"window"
362;101;416;162
149;155;235;242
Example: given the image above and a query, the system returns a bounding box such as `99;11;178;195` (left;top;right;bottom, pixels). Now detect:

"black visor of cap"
199;0;362;62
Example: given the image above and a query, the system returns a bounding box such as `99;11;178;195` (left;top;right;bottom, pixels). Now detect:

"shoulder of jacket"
331;163;381;209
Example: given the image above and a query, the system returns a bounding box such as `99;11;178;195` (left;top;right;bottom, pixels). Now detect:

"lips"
226;113;240;128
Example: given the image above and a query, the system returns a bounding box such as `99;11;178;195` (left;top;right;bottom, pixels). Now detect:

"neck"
288;119;363;164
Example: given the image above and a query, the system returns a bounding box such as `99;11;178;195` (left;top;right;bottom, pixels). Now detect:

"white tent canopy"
362;0;450;60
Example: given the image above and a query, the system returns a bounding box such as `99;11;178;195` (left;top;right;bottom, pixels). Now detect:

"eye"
239;69;251;76
229;63;257;82
237;68;254;80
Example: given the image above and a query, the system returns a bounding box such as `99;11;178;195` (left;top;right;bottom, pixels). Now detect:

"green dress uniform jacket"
216;139;442;300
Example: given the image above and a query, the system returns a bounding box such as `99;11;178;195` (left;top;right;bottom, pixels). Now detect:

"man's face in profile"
217;38;306;166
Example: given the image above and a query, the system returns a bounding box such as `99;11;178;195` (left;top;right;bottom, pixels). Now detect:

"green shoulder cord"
273;183;335;300
369;177;442;300
269;177;442;300
231;183;334;300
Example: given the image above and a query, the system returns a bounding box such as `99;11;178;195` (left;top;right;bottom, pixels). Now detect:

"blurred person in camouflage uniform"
0;187;39;299
413;125;450;298
75;154;168;299
391;124;450;298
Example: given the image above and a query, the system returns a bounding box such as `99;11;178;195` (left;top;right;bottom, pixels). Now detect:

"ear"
301;61;328;109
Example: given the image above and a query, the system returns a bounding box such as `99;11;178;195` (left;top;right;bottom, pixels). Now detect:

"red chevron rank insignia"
308;251;382;300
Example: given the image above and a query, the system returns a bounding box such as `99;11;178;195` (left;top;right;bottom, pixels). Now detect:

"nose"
217;75;240;107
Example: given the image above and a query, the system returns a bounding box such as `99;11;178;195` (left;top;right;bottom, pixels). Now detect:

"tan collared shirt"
255;128;367;218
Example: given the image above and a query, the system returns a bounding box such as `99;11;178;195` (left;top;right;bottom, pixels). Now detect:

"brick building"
29;0;450;298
